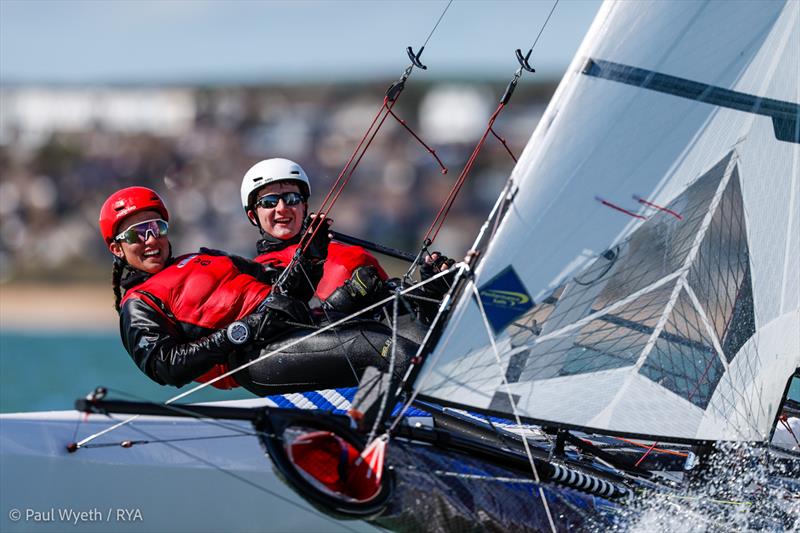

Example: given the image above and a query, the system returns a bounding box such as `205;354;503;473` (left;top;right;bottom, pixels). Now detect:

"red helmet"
99;186;169;244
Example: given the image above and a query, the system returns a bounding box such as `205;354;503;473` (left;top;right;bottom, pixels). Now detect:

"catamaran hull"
0;407;380;533
1;406;625;532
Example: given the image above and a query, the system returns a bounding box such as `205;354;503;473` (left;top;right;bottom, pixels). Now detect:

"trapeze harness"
118;252;415;395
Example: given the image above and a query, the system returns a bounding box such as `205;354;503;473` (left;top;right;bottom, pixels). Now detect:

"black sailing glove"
323;266;387;315
303;214;332;264
415;251;456;324
420;251;456;298
276;259;323;303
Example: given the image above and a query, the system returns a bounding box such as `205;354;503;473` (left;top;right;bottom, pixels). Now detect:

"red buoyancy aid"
254;242;388;300
122;253;273;389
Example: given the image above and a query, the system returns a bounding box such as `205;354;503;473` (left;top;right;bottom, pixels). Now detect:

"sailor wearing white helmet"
240;158;390;313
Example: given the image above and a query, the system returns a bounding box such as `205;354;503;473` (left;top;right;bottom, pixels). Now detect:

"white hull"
0;400;379;532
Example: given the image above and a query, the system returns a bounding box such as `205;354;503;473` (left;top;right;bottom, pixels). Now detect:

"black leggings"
230;320;419;396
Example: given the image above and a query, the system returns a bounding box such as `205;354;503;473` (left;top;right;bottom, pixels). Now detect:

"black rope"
69;387;269;452
409;0;561;264
77;433;260;450
526;0;559;56
422;0;454;49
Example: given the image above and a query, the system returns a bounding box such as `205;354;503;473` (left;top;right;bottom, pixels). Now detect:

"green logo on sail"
481;289;530;308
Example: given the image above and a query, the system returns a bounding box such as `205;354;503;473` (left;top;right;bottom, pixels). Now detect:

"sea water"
0;330;252;413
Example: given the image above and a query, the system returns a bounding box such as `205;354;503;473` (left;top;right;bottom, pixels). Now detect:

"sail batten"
583;58;800;144
416;0;800;442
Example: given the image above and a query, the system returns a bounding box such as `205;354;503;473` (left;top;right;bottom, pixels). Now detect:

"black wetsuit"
117;253;416;394
229;319;417;396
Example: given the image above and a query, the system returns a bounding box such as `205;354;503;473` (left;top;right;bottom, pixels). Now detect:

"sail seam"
683;282;729;372
531;269;682;346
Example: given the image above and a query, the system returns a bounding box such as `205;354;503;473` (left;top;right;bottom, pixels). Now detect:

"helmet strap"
116;243;174;290
256;216;309;255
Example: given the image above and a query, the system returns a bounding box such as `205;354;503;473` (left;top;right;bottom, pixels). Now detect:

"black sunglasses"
254;192;306;210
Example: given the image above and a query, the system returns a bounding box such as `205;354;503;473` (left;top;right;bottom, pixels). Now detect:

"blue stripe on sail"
582;58;800;144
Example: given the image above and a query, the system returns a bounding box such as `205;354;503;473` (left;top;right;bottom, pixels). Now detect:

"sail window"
498;152;755;410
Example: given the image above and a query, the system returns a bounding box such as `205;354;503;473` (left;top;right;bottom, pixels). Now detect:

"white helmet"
240;158;311;222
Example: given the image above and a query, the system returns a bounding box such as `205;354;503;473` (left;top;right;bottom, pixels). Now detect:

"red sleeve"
315;243;387;300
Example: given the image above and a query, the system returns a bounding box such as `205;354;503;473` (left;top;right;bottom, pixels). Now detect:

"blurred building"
0;80;554;283
0;87;195;148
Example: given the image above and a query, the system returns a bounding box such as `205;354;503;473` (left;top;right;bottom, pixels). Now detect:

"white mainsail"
416;0;799;442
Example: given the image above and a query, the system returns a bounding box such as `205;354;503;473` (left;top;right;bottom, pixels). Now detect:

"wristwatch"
226;321;250;345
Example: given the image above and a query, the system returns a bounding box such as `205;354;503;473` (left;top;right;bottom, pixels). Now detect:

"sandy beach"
0;283;118;331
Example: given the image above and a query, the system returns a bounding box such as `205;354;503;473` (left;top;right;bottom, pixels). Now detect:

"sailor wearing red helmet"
100;186;416;394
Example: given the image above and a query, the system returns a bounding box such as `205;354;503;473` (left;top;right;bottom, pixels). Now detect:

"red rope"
297;98;395;255
316;99;389;222
779;415;800;447
300;87;447;256
612;437;688;458
385;106;448;174
634;440;659;467
634;195;683;220
425;101;513;244
596;197;647;220
488;127;517;163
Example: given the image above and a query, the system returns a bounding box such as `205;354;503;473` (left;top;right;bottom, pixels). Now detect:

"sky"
0;0;602;85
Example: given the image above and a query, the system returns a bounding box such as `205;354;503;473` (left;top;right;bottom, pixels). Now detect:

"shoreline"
0;283;118;332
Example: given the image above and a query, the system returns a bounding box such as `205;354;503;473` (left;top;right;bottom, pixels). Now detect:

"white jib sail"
416;0;800;442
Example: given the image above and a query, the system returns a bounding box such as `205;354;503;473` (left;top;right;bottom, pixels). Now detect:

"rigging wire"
387;177;519;433
387;265;473;435
526;0;560;54
114;417;362;532
273;0;454;294
69;386;273;452
410;0;561;275
77;433;255;450
469;280;558;533
421;0;453;50
369;293;401;444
